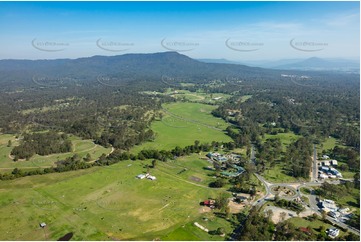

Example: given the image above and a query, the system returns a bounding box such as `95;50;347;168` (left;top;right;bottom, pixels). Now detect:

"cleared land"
0;158;232;240
143;88;231;104
263;131;301;151
131;102;232;153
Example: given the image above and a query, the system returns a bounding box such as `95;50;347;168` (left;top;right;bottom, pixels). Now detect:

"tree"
84;153;92;162
151;159;157;168
210;178;225;188
280;212;287;222
215;192;229;211
225;205;231;218
266;209;273;221
215;227;225;236
354;172;360;189
321;210;327;221
7;140;12;147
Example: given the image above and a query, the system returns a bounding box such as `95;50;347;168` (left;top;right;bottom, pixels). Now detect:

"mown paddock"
0;134;111;170
131;102;232;153
0;158;230;240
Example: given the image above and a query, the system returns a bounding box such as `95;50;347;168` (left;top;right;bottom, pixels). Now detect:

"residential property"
330;159;338;166
327;228;340;238
318;166;342;178
206;152;228;163
39;222;46;228
322;155;330;159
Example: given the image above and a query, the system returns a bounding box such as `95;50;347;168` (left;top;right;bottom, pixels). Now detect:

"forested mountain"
2;52;357;90
0;51;359;151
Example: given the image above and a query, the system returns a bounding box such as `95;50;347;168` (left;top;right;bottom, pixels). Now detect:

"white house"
320;199;338;212
322;160;331;166
136;174;146;179
327;228;340;238
322;155;330;159
331;160;338;166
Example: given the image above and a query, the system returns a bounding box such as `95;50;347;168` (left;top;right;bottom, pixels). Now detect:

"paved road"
312;144;318;181
253;174;360;236
250;144;256;163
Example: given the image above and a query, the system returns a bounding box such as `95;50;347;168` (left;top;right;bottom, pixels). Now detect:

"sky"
0;1;359;61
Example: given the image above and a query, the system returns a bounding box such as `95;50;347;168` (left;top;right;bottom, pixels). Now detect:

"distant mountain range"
0;52;282;85
0;52;357;90
199;57;360;73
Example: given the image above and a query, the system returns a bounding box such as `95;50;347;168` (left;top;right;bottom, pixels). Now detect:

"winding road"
253;173;360;235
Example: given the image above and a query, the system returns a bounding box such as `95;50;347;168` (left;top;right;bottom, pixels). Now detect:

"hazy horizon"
0;1;359;61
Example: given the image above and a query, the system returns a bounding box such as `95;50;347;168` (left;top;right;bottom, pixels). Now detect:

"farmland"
131;102;232;153
0;134;111;171
0;157;232;240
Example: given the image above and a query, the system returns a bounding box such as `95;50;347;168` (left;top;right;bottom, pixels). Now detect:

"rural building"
322;160;331;166
202;199;215;207
329;168;342;178
147;175;156;180
330;159;338;166
136;174;146;179
320;166;329;172
322;155;330;159
299;227;311;235
319;199;338;212
327;228;340;238
39;222;46;228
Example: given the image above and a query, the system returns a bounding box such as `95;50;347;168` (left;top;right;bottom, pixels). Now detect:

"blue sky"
0;1;359;60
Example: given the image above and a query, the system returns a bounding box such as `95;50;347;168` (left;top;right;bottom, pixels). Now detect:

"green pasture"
0;134;110;171
132;102;232;153
263;132;301;151
0;159;229;240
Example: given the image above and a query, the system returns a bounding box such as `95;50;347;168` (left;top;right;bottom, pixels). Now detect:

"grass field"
288;217;345;237
0;134;111;171
131;102;232;153
0;159;231;240
317;137;346;154
263;132;301;151
263;164;303;183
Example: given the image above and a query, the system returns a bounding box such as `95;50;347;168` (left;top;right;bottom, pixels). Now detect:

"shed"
39;222;46;228
322;160;330;166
